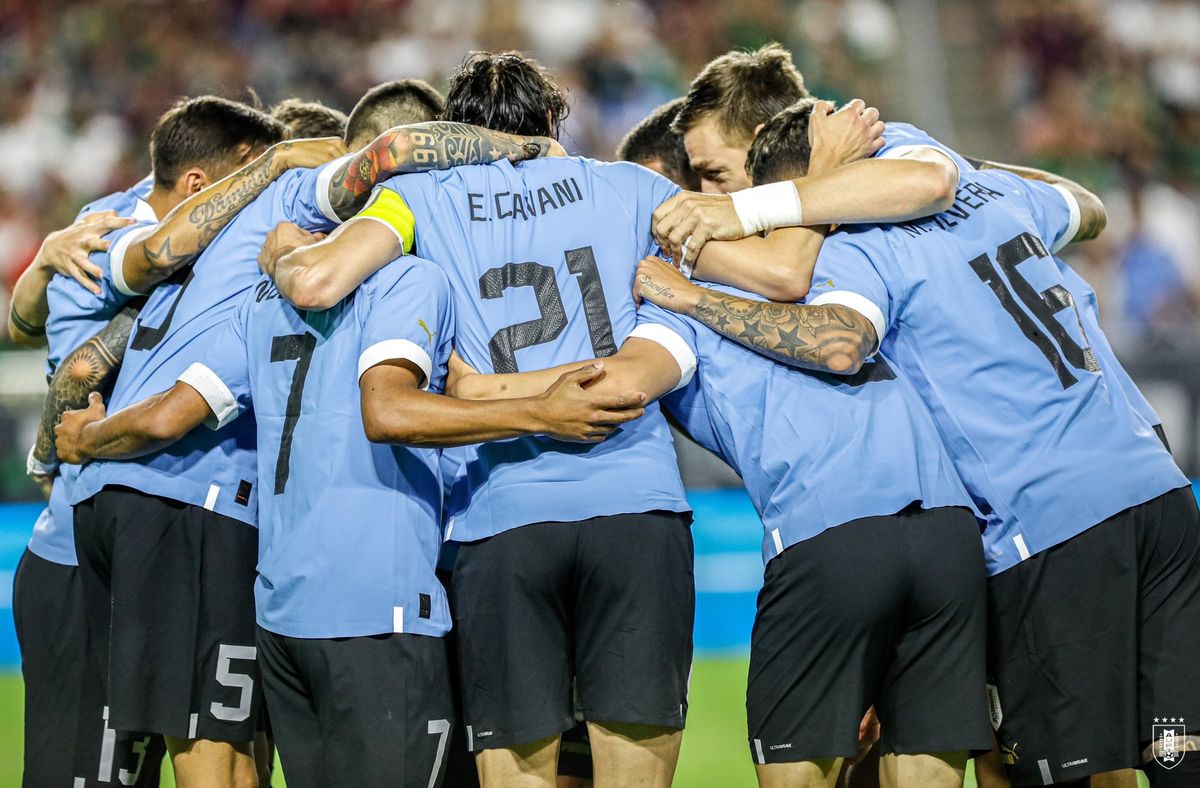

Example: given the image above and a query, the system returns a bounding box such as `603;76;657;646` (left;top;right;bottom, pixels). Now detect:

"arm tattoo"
328;122;548;219
690;291;877;374
33;306;138;465
140;145;284;276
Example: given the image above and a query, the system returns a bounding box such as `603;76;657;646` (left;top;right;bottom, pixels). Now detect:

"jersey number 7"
968;232;1100;389
479;246;617;373
270;333;317;494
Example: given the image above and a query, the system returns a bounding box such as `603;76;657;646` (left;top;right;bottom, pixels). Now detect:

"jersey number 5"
479;246;617;373
270;333;317;494
968;232;1099;389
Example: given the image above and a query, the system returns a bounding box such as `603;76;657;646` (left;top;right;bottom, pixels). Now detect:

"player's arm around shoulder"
54;382;213;465
635;255;878;375
8;211;135;346
968;157;1107;245
120;137;347;295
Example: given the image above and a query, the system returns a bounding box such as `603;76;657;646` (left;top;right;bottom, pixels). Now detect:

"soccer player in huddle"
261;51;702;787
50;78;572;787
648;52;1199;788
11;94;311;787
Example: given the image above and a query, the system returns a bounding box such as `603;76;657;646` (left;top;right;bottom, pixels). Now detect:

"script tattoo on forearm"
141;145;285;275
690;291;877;374
328;123;548;219
33;306;138;465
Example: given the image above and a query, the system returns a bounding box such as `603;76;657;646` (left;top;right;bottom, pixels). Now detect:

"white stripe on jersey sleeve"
315;155;354;224
627;323;697;392
110;223;158;297
878;143;961;186
177;362;241;429
807;291;886;358
358;339;433;390
1047;184;1082;254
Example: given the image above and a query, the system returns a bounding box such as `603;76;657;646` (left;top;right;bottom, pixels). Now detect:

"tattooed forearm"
33;306;138;465
139;146;284;282
964;157;1106;244
689;291;877;375
328;122;550;219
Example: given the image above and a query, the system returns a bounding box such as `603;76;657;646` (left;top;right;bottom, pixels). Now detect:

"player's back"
235;262;452;639
811;168;1186;572
646;279;973;563
385;157;690;541
71;165;341;522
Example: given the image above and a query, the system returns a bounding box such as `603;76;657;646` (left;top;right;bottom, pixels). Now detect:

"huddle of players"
10;42;1199;788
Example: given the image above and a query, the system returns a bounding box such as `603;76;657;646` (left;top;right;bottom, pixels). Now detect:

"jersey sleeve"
102;220;158;298
358;258;454;393
875;122;965;185
282;157;351;232
998;172;1081;255
176;296;253;430
628;300;698;392
804;231;895;353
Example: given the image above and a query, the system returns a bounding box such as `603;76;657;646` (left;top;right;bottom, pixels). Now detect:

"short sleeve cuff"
808;290;886;357
628;323;697;392
315;155;354;225
178;362;240;429
878;143;961;186
1048;184;1081;254
110;224;158;297
358;339;433;390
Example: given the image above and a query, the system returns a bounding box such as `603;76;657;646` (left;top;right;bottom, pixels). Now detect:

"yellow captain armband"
352;188;416;254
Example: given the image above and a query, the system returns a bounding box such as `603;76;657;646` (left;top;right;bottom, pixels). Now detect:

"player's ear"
753;123;765;139
178;167;208;196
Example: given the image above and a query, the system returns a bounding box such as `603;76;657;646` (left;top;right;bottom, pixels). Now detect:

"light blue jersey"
877;122;974;183
1055;258;1161;427
71;163;343;524
640;275;974;564
806;168;1187;574
377;157;691;541
180;260;454;639
32;179;156;566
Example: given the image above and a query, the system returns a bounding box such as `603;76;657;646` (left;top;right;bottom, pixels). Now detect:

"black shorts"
74;487;262;743
747;505;992;763
452;511;694;751
13;549;166;787
987;485;1200;786
257;626;456;788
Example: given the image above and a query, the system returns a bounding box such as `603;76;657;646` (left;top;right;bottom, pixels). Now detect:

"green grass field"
0;657;1004;787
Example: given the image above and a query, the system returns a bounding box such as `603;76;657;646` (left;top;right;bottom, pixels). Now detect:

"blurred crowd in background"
1;0;1199;496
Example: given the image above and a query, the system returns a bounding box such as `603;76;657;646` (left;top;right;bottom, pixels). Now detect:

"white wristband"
730;182;804;235
26;444;57;477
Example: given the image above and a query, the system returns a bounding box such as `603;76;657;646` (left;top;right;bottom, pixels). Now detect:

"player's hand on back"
39;210;136;295
535;363;648;442
634;256;702;314
273;137;349;170
54;391;106;465
652;191;745;266
258;221;327;277
444;350;478;398
807;98;885;175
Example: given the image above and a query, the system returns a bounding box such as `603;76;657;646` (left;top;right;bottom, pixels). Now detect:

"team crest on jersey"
1152;718;1188;769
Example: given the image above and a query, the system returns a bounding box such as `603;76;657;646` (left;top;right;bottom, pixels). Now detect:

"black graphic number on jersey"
479;245;617;373
968;232;1099;389
130;267;195;351
270;333;316;494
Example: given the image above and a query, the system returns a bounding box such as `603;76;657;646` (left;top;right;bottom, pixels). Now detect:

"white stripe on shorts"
753;738;765;764
203;484;220;511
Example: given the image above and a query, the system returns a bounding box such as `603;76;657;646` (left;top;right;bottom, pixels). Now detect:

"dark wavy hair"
443;51;569;138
